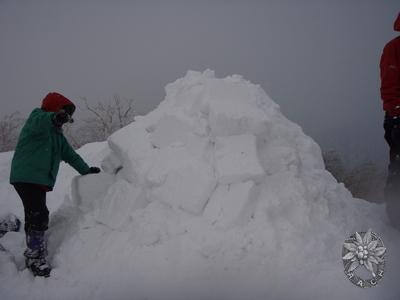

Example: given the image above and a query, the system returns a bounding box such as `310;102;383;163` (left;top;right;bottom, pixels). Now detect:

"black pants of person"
12;183;49;233
384;114;400;228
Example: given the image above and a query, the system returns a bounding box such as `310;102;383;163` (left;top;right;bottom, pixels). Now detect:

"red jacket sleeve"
380;40;400;115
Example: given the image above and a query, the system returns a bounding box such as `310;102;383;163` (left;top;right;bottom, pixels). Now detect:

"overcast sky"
0;0;399;166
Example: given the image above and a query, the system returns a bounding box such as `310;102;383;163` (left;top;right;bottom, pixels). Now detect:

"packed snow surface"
1;70;399;300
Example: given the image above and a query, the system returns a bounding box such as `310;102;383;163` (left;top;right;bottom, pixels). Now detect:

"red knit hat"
41;92;75;113
395;12;400;31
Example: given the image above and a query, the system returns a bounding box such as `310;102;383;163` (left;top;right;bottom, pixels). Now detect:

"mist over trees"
0;112;23;152
323;150;386;203
0;95;136;150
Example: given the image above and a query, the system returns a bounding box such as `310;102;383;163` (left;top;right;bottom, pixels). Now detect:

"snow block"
147;146;217;215
258;144;298;175
94;179;147;230
205;80;269;136
203;181;257;228
0;231;24;255
107;121;156;183
72;173;115;213
101;151;122;175
149;114;209;157
214;134;265;184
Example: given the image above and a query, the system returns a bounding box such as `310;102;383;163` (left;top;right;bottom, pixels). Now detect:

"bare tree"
65;95;136;147
63;124;83;149
323;149;346;183
343;161;386;203
322;149;385;203
0;112;24;152
82;94;135;140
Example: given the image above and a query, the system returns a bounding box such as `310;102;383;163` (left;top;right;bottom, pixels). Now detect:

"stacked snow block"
71;173;115;213
206;78;273;137
149;114;209;158
97;71;273;227
97;70;323;230
204;181;259;228
214;134;264;184
146;146;217;215
204;134;265;228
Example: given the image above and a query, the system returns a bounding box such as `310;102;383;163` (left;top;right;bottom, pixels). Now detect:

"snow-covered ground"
1;70;399;300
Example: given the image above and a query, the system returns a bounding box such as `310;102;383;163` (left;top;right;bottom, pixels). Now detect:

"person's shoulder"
29;108;54;118
30;108;45;115
27;108;54;126
384;36;400;50
25;108;42;119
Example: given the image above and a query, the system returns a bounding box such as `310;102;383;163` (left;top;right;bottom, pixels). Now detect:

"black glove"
89;167;101;174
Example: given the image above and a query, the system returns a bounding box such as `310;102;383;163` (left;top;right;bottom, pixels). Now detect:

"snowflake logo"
342;229;386;288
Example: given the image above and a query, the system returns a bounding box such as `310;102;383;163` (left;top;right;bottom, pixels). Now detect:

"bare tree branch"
0;111;24;152
68;94;136;147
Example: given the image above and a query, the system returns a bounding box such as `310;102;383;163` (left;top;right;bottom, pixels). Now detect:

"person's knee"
24;209;49;232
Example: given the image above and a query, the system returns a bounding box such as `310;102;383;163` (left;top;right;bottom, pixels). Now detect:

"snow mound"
1;70;400;300
105;70;324;219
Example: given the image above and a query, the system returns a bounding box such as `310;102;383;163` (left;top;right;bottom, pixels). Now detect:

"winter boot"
0;214;21;238
24;230;51;277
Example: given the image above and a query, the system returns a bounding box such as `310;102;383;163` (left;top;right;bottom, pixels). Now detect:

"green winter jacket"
10;108;90;189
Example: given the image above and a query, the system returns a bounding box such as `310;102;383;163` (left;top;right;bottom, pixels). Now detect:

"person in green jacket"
10;92;101;277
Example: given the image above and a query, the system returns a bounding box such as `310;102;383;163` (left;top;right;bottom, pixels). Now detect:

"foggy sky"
0;0;399;166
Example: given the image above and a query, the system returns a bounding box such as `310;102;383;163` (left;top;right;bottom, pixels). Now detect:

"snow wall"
1;70;400;300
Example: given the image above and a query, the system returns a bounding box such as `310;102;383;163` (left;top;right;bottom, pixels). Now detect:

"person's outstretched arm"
61;137;100;175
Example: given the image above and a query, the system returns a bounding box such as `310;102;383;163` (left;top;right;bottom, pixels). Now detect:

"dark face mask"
63;104;76;116
62;104;76;123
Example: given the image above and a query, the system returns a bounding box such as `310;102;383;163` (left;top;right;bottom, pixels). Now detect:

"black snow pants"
384;114;400;228
12;183;49;232
384;114;400;185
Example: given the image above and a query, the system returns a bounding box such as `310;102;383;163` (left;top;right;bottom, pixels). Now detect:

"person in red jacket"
381;12;400;227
